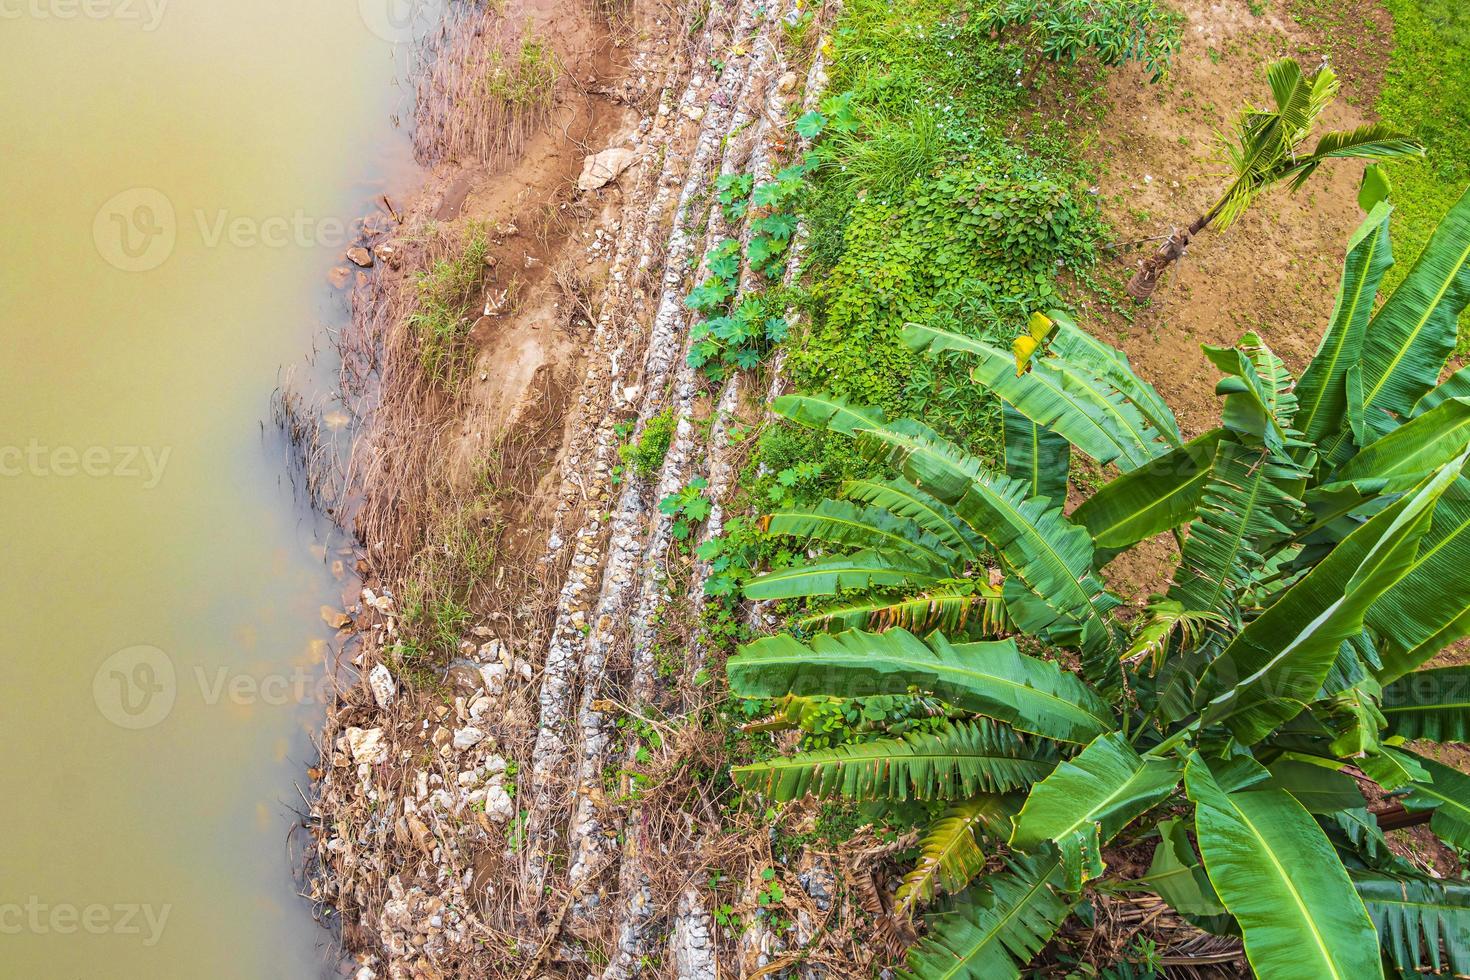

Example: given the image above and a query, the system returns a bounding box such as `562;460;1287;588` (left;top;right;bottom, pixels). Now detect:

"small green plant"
483;35;560;112
716;172;754;223
407;227;491;386
981;0;1184;82
617;407;677;480
659;477;712;542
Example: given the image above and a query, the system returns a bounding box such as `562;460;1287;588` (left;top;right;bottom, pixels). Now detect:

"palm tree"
1126;57;1423;301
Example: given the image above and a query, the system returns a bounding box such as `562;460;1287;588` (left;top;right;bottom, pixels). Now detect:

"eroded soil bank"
306;0;833;974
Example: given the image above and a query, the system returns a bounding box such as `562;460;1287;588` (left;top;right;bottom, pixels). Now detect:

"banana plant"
727;186;1470;977
1126;57;1422;301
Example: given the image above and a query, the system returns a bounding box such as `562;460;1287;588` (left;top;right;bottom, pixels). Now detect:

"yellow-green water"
0;2;421;975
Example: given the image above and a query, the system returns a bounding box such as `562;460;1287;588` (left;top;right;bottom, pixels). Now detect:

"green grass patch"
1375;0;1470;346
407;226;491;386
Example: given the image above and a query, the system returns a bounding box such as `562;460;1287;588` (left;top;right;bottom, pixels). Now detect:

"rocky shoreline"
301;0;833;975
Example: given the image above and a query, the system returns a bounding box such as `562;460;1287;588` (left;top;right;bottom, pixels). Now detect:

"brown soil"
1082;0;1392;438
1081;0;1395;598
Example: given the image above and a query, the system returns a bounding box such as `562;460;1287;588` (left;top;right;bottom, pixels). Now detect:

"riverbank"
302;0;1469;975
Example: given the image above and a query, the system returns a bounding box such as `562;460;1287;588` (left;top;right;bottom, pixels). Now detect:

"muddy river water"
0;2;424;975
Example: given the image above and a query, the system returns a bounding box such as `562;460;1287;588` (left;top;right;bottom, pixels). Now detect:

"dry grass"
413;6;563;167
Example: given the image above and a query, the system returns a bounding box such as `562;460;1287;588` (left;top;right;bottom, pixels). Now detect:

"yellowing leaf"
1013;335;1040;376
1027;311;1054;342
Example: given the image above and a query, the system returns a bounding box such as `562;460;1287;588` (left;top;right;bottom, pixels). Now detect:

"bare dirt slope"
1084;0;1391;436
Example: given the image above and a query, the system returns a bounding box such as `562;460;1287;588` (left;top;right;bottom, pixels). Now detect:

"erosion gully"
0;2;417;976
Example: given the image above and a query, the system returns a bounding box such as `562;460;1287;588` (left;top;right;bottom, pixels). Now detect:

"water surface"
1;2;418;975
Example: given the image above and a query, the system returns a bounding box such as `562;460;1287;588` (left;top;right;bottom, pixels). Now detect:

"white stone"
577;147;638;191
343;726;388;765
484;785;514;824
368;663;396;710
452;726;487;751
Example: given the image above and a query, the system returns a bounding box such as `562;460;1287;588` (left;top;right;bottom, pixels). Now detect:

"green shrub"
618;406;676;480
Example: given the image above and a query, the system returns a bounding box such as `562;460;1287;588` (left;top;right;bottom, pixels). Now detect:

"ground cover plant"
727;182;1470;976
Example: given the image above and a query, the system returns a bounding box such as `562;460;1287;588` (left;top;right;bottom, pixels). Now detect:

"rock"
452;726;487;751
368;664;396;710
479;662;508;694
328;266;352;288
373;242;401;268
343;726;388;765
484;785;514;823
577;147;638;191
444;660;484;696
320;606;353;629
346;246;373;268
776;70;798;93
680;103;706;122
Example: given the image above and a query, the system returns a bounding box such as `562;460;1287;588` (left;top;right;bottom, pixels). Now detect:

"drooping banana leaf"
1133;816;1229;921
1239;331;1301;430
1356;184;1470;441
896;795;1019;915
760;499;963;568
1167;438;1302;621
902;323;1170;470
771;391;885;435
1002;402;1069;506
898;854;1073;980
1412;363;1470;416
742;549;948;600
1120;600;1225;670
1381;665;1470;742
1351;869;1470;977
794;583;1007;636
1397;750;1470;850
1202;341;1294;452
1009;732;1182;888
1184;755;1384;980
1194;459;1455;744
725;629;1114;744
1316;397;1470;496
1045;310;1183;445
1296;201;1395;446
1071;429;1224;559
1261;757;1364;814
1368;476;1470;681
841;477;986;559
730;719;1057;802
855;419;1120;661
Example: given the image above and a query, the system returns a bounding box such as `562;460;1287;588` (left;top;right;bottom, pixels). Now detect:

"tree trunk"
1126;212;1213;303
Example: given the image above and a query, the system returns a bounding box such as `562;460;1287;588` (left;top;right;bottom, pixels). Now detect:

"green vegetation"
1375;0;1470;340
484;34;560;111
727;186;1470;975
617;406;677;480
407;226;491;386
